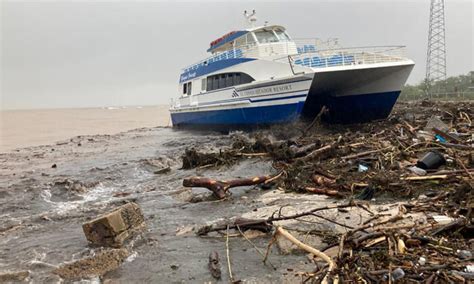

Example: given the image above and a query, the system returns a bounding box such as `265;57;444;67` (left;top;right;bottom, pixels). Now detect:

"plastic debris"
383;267;405;281
358;164;369;172
416;151;446;170
435;134;447;142
391;268;405;281
425;116;449;133
458;250;472;260
432;215;456;224
418;257;426;265
408;166;427;176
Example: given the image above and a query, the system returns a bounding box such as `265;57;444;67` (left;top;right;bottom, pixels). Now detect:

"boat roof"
207;25;286;53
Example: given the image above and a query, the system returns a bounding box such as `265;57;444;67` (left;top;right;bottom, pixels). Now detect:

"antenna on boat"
243;10;257;27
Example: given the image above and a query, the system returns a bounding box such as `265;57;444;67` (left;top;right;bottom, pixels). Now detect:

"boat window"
213;76;219;90
226;74;233;86
201;78;207;91
246;33;256;45
240;73;254;84
205;72;254;92
275;29;290;41
186;82;192;96
182;83;187;95
235;36;246;47
234;73;241;85
254;30;279;43
219;74;226;89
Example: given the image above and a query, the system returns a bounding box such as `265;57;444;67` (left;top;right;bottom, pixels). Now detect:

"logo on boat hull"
232;90;239;98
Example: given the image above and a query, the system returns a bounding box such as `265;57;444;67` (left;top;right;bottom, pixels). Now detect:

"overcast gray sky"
1;0;472;110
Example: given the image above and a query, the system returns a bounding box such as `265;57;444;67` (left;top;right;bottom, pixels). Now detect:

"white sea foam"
41;183;116;214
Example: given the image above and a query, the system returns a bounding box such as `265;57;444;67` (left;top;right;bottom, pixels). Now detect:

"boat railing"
276;45;409;69
181;44;258;73
181;39;408;74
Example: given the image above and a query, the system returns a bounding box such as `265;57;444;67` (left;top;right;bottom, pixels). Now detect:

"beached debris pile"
183;100;473;200
182;100;473;282
194;188;473;282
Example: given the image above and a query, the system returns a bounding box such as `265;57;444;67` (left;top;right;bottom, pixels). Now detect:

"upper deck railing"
181;39;409;74
280;45;409;69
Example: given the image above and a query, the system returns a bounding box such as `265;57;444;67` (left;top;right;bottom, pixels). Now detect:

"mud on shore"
0;101;473;283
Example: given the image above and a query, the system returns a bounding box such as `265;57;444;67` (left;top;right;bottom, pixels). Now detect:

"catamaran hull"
170;62;414;128
303;62;414;123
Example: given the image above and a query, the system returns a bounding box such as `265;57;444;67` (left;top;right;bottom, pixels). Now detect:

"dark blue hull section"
171;91;400;128
171;101;306;128
302;91;401;123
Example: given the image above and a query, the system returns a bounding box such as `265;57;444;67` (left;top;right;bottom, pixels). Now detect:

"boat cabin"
207;25;293;54
178;25;299;99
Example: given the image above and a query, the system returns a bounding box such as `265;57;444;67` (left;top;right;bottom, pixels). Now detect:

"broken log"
183;175;274;199
197;218;273;236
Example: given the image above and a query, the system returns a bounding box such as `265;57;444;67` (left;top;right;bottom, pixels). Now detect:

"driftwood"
304;187;342;197
341;147;391;160
196;202;358;235
275;227;336;283
296;144;335;162
183;175;274;199
402;175;448;181
197;218;273;236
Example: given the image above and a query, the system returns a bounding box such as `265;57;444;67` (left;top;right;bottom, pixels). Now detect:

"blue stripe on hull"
170;91;401;128
171;101;306;127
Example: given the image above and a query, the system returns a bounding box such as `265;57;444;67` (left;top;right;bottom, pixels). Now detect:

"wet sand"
1;101;472;282
0;126;341;282
0;106;170;152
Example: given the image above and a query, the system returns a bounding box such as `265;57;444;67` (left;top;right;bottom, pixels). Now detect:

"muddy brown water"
0;127;336;283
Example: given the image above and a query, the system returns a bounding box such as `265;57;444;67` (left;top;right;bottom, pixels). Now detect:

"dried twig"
225;225;234;282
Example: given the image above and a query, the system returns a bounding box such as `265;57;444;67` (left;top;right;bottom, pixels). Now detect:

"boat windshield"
275;29;290;41
254;30;279;43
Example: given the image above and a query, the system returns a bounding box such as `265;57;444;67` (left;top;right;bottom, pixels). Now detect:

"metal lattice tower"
426;0;447;86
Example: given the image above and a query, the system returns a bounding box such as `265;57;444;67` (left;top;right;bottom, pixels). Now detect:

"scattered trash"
432;215;456;225
435;134;447;142
458;250;473;260
407;166;427;176
416;151;446;170
391;268;405;281
425;116;449;133
418;256;426;265
358;164;369;172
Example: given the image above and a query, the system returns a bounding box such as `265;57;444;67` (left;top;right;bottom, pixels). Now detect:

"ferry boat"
170;11;415;128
